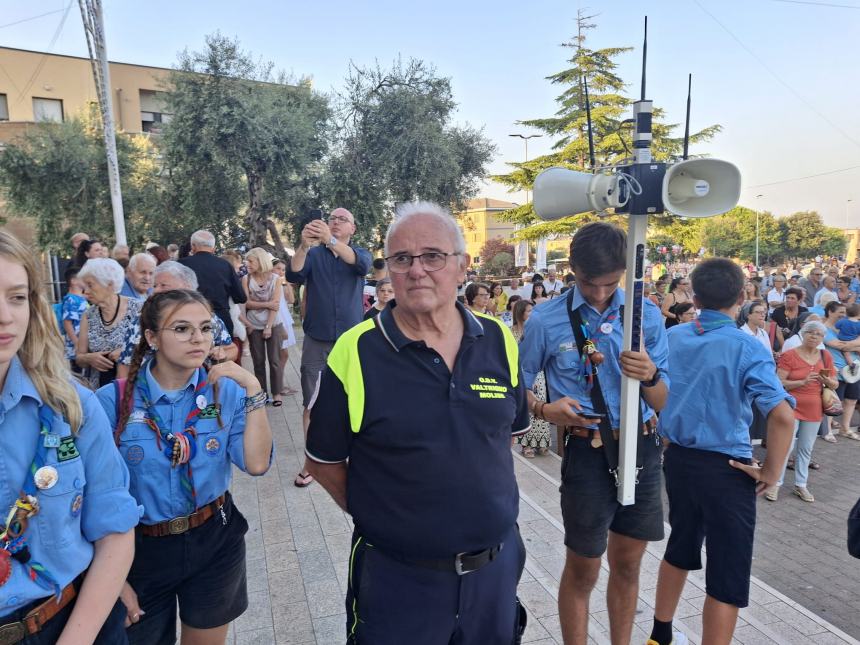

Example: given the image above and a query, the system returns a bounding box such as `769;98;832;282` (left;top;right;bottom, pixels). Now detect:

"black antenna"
640;16;648;100
584;75;596;169
683;73;692;160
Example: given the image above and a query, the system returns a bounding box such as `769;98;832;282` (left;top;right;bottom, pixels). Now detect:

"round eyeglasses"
160;323;215;342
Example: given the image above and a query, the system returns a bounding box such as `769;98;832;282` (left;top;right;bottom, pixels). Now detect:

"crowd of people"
0;203;856;644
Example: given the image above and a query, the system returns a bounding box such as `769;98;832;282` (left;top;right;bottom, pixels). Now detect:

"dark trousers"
345;525;526;644
247;324;284;396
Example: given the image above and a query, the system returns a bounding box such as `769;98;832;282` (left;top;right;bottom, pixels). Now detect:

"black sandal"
294;472;314;487
272;400;283;407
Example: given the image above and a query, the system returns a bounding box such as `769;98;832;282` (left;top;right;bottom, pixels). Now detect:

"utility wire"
772;0;860;9
0;8;66;29
743;163;860;189
693;0;860;152
14;1;74;105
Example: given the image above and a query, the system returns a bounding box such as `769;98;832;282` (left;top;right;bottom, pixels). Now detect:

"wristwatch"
326;236;337;248
642;370;661;388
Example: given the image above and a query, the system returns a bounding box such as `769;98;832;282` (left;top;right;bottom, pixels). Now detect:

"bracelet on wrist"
243;390;267;413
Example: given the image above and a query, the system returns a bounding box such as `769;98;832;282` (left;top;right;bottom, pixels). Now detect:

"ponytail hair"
0;232;82;431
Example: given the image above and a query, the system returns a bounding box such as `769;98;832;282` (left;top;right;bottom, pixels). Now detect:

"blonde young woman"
0;231;138;642
241;248;286;406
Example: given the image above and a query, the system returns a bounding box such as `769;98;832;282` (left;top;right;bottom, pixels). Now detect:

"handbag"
822;386;843;417
820;350;843;416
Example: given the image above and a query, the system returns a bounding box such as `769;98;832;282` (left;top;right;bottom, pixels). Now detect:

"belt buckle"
168;516;190;535
454;552;472;576
0;622;26;645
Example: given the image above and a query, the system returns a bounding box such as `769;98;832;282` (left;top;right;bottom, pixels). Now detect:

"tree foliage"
494;11;721;240
478;237;515;266
162;33;331;255
0;107;161;253
778;211;846;260
323;58;496;248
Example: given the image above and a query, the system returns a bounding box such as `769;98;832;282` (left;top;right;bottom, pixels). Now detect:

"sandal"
822;434;838;444
810;461;821;470
294;472;314;487
536;447;549;456
787;459;795;470
272;399;283;407
522;447;536;458
839;429;860;441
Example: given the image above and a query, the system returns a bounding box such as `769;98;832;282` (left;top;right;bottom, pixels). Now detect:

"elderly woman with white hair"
75;258;143;388
768;320;839;502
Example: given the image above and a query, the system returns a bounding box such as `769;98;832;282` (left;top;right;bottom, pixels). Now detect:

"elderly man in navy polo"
306;201;530;644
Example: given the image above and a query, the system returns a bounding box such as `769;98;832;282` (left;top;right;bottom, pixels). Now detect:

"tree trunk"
245;168;287;259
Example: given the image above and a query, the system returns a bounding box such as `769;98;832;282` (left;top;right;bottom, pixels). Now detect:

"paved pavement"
219;343;860;644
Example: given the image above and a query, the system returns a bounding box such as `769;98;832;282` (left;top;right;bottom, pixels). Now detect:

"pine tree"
494;11;721;239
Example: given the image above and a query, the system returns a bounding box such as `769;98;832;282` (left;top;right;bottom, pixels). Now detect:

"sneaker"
646;633;688;645
765;487;779;502
794;486;815;502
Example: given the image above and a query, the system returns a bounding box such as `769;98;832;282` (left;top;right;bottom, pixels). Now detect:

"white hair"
154;261;198;290
384;201;466;257
190;230;216;248
818;291;838;307
77;258;126;293
800;320;827;338
128;252;156;271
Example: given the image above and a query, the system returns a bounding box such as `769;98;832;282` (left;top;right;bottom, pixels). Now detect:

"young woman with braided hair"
0;230;138;643
96;289;272;645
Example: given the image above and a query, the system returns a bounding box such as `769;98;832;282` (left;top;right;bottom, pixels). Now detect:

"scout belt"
0;578;77;645
139;493;228;537
382;543;504;576
564;417;657;447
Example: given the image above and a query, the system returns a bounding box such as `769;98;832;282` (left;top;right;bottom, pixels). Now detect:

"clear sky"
2;0;859;228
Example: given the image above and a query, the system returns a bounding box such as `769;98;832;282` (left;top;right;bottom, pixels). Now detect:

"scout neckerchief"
0;406;63;597
565;288;646;484
135;364;210;511
693;310;737;335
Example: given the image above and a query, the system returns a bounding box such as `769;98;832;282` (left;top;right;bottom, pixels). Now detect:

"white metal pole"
90;0;126;245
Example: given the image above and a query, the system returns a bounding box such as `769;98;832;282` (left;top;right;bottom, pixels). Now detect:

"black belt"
383;543;504;576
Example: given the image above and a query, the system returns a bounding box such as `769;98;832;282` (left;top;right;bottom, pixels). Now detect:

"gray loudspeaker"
533;168;622;220
662;159;741;218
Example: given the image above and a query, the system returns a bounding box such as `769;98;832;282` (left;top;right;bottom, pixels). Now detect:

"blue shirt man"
286;208;372;422
0;357;140;614
648;258;795;645
517;221;670;644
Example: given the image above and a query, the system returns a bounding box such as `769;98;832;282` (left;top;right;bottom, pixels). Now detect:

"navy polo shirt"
306;300;530;559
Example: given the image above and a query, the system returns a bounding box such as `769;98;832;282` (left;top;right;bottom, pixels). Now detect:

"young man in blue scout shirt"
647;258;795;645
519;222;670;645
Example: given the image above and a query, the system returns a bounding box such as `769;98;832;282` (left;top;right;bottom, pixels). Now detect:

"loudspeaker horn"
533;167;622;221
661;158;741;218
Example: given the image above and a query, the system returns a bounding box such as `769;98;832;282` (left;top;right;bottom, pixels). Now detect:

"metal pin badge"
196;395;207;410
600;322;613;335
43;433;61;448
34;465;59;490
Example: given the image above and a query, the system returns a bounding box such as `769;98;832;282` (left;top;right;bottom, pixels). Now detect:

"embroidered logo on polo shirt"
129;410;147;425
469;377;509;399
199;404;220;420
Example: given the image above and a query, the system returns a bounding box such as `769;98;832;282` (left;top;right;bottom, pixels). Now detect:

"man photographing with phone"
519;222;670;645
286;207;372;487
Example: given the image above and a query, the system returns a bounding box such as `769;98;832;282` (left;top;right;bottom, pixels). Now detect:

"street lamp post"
509;133;542;203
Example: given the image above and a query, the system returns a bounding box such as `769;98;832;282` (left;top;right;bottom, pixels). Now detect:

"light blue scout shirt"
96;360;271;523
658;310;795;459
518;286;670;428
0;356;140;616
